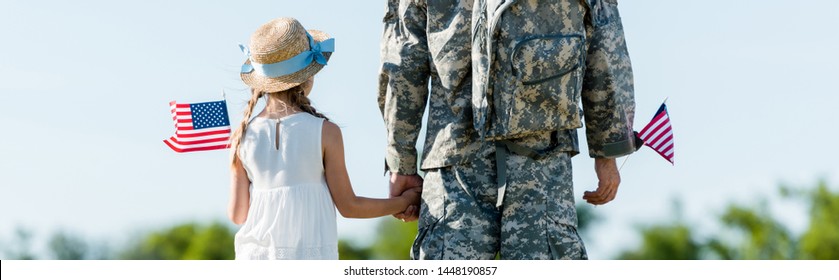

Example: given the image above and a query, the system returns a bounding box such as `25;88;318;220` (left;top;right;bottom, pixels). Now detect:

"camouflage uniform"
379;0;635;260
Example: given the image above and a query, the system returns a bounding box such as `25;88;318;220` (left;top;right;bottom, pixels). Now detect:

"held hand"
583;158;621;205
399;187;422;208
389;173;423;221
398;187;422;221
389;173;423;197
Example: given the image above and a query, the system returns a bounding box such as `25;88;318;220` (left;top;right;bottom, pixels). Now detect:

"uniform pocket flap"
512;34;585;85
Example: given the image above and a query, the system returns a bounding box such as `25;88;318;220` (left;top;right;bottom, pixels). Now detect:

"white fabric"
234;113;338;260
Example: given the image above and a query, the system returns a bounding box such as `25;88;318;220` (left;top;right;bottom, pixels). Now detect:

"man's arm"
379;0;430;219
378;0;430;176
581;0;635;205
581;0;636;159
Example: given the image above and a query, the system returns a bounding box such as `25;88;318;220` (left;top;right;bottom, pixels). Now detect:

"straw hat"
240;17;333;93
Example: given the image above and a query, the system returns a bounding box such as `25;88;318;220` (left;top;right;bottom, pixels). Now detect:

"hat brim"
240;29;332;93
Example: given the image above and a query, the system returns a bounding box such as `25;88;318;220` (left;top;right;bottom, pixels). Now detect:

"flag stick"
222;89;227;100
618;153;631;172
662;97;669;105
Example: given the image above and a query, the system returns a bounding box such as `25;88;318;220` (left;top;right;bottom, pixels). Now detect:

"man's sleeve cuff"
589;137;638;159
385;155;418;175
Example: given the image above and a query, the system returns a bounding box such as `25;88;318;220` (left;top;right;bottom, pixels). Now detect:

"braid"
230;89;264;167
290;87;329;121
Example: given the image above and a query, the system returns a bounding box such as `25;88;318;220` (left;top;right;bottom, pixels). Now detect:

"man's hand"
389;173;423;221
583;158;621;205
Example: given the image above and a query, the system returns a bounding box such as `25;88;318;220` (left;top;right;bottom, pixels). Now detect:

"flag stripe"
170;133;230;143
640;114;669;140
650;128;673;149
163;100;231;153
176;128;231;138
644;123;669;146
652;133;673;150
164;140;228;153
639;103;674;164
166;136;231;146
661;143;674;154
639;113;667;139
164;139;229;149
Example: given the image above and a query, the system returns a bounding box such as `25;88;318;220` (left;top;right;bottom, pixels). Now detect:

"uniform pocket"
546;222;588;260
411;217;442;260
512;34;585;85
502;34;586;137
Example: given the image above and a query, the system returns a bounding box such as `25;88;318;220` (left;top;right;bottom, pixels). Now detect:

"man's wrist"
594;157;617;168
386;157;418;175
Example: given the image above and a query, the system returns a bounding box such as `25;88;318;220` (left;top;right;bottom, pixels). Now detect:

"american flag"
163;100;231;153
638;103;674;164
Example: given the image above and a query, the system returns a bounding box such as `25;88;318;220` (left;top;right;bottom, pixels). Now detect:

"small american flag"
163;100;231;153
638;103;674;164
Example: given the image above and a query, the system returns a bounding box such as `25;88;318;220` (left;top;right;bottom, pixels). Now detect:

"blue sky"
1;0;837;259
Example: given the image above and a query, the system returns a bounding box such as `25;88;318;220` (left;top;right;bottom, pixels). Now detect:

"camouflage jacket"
379;0;481;174
472;0;637;158
379;0;635;175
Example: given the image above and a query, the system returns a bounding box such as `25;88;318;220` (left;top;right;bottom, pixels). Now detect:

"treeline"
2;181;836;260
617;180;839;259
0;217;414;260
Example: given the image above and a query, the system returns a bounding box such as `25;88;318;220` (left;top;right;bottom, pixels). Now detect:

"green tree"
369;218;417;260
795;181;839;259
617;181;839;260
338;239;373;260
618;223;701;260
2;227;37;260
119;221;235;260
576;204;601;238
708;203;794;260
616;199;702;260
47;230;90;260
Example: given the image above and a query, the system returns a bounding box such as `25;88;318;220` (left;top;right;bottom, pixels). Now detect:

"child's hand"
390;173;423;222
399;187;422;210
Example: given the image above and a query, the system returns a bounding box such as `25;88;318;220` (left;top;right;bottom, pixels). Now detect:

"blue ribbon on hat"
239;33;334;78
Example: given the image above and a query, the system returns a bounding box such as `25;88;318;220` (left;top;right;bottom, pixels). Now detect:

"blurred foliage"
576;203;600;235
118;221;235;260
46;230;110;260
617;180;839;260
370;218;417;260
339;218;417;260
3;181;835;260
797;182;839;259
2;227;37;260
337;239;373;260
708;203;795;259
618;223;701;260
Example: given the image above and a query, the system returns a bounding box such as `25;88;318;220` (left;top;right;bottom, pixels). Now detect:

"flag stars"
165;100;231;153
190;101;230;129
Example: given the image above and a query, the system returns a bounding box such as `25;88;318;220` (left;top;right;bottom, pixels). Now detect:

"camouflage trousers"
411;132;587;260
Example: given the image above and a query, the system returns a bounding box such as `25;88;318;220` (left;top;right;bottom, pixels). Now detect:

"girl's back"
234;113;338;260
228;17;420;261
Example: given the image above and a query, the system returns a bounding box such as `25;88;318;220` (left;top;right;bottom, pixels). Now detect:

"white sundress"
234;113;338;260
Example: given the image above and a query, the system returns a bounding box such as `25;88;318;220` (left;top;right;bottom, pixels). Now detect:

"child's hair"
229;86;329;166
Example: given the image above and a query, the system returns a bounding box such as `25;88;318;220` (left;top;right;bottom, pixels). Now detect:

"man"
379;0;636;259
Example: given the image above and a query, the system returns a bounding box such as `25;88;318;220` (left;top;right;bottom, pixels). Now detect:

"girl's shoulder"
320;119;344;154
321;119;342;142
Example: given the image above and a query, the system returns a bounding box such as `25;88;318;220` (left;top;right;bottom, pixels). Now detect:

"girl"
227;17;421;260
